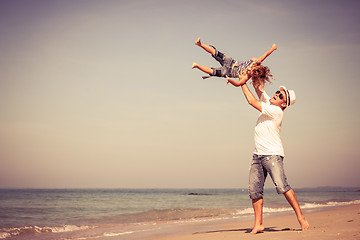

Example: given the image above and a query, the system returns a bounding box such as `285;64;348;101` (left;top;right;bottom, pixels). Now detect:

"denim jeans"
248;154;291;199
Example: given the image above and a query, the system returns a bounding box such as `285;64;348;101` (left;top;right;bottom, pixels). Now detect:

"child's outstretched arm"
226;72;250;87
254;44;277;64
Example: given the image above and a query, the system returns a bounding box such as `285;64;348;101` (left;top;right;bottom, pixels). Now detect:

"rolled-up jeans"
248;154;291;199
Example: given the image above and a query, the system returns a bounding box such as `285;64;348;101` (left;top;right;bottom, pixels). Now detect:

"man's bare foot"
191;62;198;69
250;225;264;234
299;216;309;231
195;37;201;46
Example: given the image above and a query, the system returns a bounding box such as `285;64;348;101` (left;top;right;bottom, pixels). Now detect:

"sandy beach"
150;204;360;240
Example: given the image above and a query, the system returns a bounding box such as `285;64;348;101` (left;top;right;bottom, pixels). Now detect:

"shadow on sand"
193;227;300;235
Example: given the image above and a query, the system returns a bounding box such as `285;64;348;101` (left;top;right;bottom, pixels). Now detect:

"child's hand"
225;75;230;85
272;44;277;50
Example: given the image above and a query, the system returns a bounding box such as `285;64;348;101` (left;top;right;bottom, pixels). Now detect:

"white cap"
279;86;296;109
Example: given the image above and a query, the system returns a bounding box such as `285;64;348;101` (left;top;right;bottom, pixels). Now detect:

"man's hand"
238;70;249;80
246;63;255;73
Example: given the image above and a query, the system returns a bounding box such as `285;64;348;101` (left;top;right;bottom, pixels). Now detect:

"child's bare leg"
191;62;213;75
195;37;216;56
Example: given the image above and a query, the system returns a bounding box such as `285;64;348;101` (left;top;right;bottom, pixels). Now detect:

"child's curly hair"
251;64;273;88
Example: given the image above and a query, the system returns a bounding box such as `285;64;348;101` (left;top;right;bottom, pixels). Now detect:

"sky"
0;0;359;189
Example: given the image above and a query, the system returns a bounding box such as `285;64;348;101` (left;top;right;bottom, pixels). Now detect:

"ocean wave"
110;199;360;225
103;231;134;237
302;199;360;209
115;208;238;224
0;225;92;239
234;206;293;217
233;199;360;218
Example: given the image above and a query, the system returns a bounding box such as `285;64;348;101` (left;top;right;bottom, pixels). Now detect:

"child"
191;37;277;88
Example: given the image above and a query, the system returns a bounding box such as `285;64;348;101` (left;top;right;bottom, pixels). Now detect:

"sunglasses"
275;91;286;102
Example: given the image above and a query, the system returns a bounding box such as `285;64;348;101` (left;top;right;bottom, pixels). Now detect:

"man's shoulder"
262;102;283;118
261;91;271;102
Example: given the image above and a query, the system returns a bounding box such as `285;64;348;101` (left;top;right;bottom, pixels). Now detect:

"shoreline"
148;204;360;240
1;204;359;239
1;191;359;240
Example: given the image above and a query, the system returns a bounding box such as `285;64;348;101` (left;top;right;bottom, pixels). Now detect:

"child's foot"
195;37;201;46
250;225;264;234
191;62;198;69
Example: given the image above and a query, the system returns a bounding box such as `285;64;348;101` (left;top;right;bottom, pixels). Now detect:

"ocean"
1;187;359;240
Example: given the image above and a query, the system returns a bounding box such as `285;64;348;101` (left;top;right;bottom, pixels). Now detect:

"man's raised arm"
241;84;262;112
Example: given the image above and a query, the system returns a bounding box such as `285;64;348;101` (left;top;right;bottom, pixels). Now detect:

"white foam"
0;225;92;239
48;225;92;233
232;199;360;219
302;199;360;209
0;233;11;239
103;231;134;237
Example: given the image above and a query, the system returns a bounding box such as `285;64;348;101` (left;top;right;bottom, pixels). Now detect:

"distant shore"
150;204;360;240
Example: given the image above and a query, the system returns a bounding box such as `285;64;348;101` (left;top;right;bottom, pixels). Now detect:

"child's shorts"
210;48;235;77
210;47;252;78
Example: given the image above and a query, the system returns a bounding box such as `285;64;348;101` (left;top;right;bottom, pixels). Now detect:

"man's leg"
249;155;266;234
284;189;309;231
264;156;309;231
251;198;265;234
195;37;216;56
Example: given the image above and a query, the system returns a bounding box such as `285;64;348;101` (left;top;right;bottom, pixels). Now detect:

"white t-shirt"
254;91;284;156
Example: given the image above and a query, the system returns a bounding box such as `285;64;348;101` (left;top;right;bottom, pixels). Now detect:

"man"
227;72;309;234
